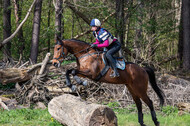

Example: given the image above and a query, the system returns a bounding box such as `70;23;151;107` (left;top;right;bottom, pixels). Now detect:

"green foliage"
0;0;182;71
0;83;15;90
107;101;120;108
107;102;137;114
61;60;75;65
161;105;178;115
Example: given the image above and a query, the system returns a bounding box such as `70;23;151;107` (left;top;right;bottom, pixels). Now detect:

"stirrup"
110;70;120;78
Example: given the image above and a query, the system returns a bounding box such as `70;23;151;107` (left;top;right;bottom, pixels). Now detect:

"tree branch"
64;1;91;24
0;0;37;49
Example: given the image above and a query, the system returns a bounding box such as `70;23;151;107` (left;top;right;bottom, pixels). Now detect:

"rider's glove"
91;44;97;48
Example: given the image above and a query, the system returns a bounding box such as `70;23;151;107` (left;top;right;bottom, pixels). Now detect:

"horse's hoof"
82;80;88;86
71;85;76;92
155;122;160;126
140;124;146;126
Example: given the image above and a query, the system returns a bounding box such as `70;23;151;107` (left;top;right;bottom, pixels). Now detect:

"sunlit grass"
114;105;190;126
0;108;62;126
0;105;189;126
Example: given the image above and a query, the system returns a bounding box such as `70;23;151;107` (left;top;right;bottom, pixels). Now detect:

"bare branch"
0;0;37;49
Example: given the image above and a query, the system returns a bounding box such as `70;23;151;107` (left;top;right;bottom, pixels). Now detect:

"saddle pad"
116;59;126;70
102;55;126;70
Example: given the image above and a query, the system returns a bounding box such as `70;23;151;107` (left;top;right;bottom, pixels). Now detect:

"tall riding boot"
110;62;120;78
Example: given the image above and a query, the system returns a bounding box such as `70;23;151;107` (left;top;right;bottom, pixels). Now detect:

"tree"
134;0;143;61
182;0;190;70
13;0;25;57
30;0;43;64
3;0;11;61
47;0;51;52
115;0;125;45
54;0;63;39
115;0;125;57
178;4;183;68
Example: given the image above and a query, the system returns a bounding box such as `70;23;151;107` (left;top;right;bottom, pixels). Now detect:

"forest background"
0;0;190;72
0;0;190;125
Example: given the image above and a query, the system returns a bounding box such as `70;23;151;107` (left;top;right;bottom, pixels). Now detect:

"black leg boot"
110;62;120;78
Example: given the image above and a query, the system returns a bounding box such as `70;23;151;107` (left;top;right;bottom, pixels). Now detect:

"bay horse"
52;37;165;126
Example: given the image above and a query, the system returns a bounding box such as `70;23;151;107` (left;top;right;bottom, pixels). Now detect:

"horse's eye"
57;48;61;50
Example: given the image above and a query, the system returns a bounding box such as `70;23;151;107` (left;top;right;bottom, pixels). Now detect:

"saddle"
102;54;126;70
94;53;125;81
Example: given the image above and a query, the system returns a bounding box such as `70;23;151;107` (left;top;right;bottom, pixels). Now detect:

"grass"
0;105;189;126
112;104;190;126
0;108;62;126
117;111;190;126
61;60;75;65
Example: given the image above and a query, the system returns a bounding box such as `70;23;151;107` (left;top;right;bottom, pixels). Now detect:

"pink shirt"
93;38;117;48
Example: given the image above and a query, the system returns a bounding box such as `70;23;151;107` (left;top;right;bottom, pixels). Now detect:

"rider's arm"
96;39;109;48
93;39;100;44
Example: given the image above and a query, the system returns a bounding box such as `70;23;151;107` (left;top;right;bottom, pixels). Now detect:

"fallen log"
159;73;190;86
48;94;118;126
0;53;51;85
0;68;31;84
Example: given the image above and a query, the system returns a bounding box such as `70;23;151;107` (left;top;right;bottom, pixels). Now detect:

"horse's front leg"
71;69;88;86
65;69;88;91
65;69;76;91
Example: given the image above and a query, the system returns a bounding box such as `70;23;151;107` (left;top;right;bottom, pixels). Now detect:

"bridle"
53;41;96;62
53;41;65;62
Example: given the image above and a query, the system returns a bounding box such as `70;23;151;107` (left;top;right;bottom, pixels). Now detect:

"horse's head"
52;37;68;67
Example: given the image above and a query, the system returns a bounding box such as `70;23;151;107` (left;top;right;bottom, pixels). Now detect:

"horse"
52;37;165;126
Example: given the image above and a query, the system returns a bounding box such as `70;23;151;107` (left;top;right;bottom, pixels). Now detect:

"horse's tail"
144;66;165;107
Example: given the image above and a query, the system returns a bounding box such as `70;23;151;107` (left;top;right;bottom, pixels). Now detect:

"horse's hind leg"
141;94;160;126
126;85;146;126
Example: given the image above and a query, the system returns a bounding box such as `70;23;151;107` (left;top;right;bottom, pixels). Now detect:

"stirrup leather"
110;70;120;78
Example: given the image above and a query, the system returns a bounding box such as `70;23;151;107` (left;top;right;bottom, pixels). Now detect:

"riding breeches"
105;41;121;68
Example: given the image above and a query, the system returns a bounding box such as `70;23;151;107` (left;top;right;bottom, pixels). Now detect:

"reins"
54;42;102;60
54;40;105;62
69;47;103;60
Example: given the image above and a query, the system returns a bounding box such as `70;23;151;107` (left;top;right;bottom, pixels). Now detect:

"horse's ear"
56;36;61;42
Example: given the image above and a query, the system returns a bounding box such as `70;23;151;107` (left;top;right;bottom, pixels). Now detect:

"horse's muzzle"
52;60;61;67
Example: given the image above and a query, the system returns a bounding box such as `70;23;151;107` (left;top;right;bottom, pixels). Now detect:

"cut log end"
89;107;117;126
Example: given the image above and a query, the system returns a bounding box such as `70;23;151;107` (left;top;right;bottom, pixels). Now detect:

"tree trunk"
182;0;190;70
3;0;12;61
30;0;42;64
13;0;25;57
115;0;125;57
54;0;63;39
47;0;51;52
147;0;157;61
178;6;183;68
133;0;143;61
48;94;118;126
115;0;124;45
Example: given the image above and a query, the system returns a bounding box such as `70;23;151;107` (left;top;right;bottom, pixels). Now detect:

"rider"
90;18;121;78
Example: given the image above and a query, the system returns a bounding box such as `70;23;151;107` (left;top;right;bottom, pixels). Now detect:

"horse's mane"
66;39;90;46
64;39;103;51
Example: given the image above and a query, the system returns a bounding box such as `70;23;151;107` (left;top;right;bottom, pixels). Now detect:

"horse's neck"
66;44;88;56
